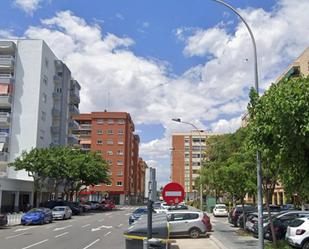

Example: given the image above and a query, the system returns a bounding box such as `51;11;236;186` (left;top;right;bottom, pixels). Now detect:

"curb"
210;235;229;249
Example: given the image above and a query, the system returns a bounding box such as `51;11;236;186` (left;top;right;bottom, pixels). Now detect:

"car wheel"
189;228;201;239
303;240;309;249
63;215;66;220
40;219;44;225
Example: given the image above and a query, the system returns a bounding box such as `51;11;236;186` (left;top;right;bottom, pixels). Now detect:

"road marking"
6;233;26;239
82;224;91;228
21;239;49;249
82;239;100;249
118;224;123;227
125;213;131;216
98;218;105;222
45;224;56;229
104;231;112;236
105;213;112;216
54;232;69;238
15;227;35;232
91;225;112;232
53;225;72;231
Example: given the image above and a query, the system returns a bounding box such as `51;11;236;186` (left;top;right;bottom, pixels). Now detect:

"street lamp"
172;118;203;210
211;1;263;248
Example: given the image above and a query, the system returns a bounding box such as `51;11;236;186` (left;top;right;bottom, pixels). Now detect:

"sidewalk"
171;236;226;249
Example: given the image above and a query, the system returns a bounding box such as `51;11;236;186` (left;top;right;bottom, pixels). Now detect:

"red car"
101;200;115;210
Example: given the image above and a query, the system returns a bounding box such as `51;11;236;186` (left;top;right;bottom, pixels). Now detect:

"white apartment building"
0;40;80;212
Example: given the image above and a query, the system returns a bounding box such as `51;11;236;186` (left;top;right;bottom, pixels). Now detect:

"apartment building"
0;40;80;212
171;131;210;200
73;112;146;205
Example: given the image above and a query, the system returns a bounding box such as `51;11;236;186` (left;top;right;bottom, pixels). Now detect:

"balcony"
54;60;63;71
52;107;61;117
0;55;15;71
51;125;59;134
53;92;61;99
0;41;16;55
69;105;79;115
0;74;14;84
70;89;80;104
53;75;62;84
0;112;10;126
69;120;79;130
0;95;12;108
68;134;79;145
79;124;92;130
0;132;9;144
0;152;9;162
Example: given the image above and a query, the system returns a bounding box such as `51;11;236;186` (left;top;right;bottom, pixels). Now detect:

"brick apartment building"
73;112;146;205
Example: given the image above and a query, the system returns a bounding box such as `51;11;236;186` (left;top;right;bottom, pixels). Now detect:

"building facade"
0;40;80;212
73;112;146;205
171;131;209;200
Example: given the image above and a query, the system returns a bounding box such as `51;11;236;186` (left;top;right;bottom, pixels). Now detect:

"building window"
107;150;113;155
97;139;103;145
43;76;48;85
97;130;103;135
56;88;62;93
97;119;104;124
118;119;125;124
185;153;190;158
96;150;102;155
117;150;124;156
45;58;49;68
107;129;113;135
116;181;123;186
118;140;124;145
117;160;124;166
106;160;112;165
117;171;123;176
106;182;112;186
118;129;124;135
41;111;46;121
107;119;114;124
107;139;113;145
42;93;47;103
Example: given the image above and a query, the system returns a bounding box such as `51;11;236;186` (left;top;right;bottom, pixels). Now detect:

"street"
0;207;134;249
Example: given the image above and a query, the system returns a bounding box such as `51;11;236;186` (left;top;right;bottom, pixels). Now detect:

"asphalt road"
0;207;135;249
210;214;259;249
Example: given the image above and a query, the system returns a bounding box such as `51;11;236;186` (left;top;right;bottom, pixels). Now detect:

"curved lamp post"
172;118;203;210
211;1;263;248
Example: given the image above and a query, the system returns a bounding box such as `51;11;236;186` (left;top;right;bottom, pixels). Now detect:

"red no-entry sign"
162;182;185;205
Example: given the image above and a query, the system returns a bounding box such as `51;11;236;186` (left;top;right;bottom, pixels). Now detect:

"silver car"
167;211;210;238
52;206;72;220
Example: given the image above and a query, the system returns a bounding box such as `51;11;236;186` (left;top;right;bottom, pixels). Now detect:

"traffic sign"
162;182;185;205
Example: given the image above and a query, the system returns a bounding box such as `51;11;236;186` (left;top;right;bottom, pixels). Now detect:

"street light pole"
211;1;263;248
172;118;203;210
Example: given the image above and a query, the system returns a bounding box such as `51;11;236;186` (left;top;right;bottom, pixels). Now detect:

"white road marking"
6;233;26;239
45;224;56;229
118;224;123;227
21;239;49;249
54;232;69;238
82;239;100;249
82;224;91;228
53;224;72;231
91;225;112;232
104;231;112;237
105;213;112;216
15;227;35;232
98;218;104;222
125;213;131;216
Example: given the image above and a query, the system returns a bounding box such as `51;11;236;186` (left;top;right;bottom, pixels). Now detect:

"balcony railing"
0;112;11;126
69;120;79;130
53;75;62;84
0;132;9;144
70;90;80;104
68;134;79;145
69;105;79;115
0;74;14;84
0;152;9;162
51;125;59;133
0;95;12;108
79;124;92;130
0;41;16;55
52;107;61;117
0;55;14;70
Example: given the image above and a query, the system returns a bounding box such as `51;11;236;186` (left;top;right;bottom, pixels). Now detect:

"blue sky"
1;0;309;186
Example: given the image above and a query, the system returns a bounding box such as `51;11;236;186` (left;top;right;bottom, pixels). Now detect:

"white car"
213;204;228;217
52;206;72;220
286;217;309;248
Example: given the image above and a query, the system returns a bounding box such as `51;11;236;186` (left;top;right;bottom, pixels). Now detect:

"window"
185;153;190;158
117;160;124;166
117;171;123;176
97;119;103;124
45;58;49;68
118;129;124;135
56;88;62;93
107;139;113;145
118;119;125;124
107;119;114;124
43;75;48;85
192;154;200;158
117;150;124;156
185;146;190;151
97;129;103;135
96;139;103;145
107;129;113;135
171;213;185;221
96;150;102;155
106;160;112;165
116;181;123;186
42;93;47;103
107;150;113;155
118;140;124;145
107;171;112;176
106;182;112;186
41;111;46;121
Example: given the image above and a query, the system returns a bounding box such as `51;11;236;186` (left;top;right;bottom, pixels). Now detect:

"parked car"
153;201;163;210
129;207;149;225
161;202;171;209
21;208;53;225
167;211;212;239
168;204;188;211
40;201;82;215
52;206;72;220
79;202;91;212
252;211;309;240
286;217;309;248
228;205;256;227
245;212;269;232
87;201;101;210
101;200;115;211
213;204;228;217
0;213;8;227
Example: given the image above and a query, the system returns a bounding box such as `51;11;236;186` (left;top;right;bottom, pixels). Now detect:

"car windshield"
134;208;147;214
216;205;227;209
53;207;65;211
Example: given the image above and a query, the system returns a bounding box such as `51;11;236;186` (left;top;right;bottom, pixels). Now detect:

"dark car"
0;213;8;227
129;207;148;225
40;201;82;215
21;208;53;225
228;205;256;227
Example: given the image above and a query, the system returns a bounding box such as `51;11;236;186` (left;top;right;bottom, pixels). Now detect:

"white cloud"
13;0;42;14
211;116;242;134
115;13;124;20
